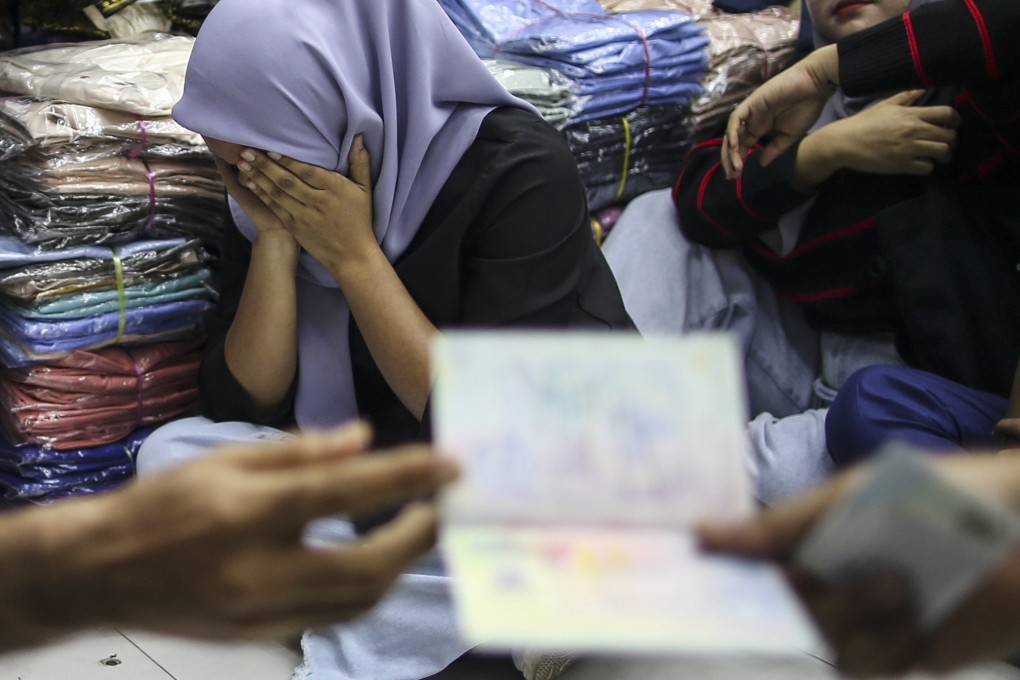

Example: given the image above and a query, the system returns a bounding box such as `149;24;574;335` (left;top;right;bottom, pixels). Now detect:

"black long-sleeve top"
674;0;1020;337
199;107;636;449
676;0;1020;394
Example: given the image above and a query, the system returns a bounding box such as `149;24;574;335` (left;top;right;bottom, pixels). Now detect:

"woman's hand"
793;90;960;189
723;44;840;178
237;135;377;273
820;91;959;176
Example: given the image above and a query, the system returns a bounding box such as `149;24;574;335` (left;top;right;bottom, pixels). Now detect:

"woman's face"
806;0;910;43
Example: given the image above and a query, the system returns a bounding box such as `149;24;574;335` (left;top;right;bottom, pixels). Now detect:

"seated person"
137;1;633;678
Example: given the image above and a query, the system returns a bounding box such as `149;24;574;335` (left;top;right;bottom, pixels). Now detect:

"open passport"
431;332;820;654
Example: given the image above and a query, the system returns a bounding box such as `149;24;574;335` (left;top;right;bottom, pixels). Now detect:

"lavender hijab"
173;0;534;428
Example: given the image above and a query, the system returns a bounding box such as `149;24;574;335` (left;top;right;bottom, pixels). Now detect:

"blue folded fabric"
0;236;189;270
0;298;211;366
7;269;212;319
0;428;151;501
439;0;708;124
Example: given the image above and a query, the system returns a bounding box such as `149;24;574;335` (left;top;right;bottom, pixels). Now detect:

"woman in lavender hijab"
136;0;632;677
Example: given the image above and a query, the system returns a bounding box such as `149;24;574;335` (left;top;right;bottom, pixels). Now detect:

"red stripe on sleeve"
962;0;998;80
903;13;934;88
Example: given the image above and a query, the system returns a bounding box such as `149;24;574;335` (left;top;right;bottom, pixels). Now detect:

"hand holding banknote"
700;450;1020;677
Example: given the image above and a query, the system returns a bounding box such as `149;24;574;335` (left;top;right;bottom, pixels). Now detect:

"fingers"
723;112;745;178
238;151;311;219
916;105;961;128
699;476;850;560
913;139;955;164
274;445;458;521
219;421;373;471
318;503;439;586
880;89;926;107
347;134;373;190
266;152;335;190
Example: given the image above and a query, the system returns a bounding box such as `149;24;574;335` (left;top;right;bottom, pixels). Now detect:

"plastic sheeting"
564;105;691;210
686;5;799;137
0;95;225;249
484;59;575;128
0;427;152;503
0;237;211;301
0;339;201;449
0;96;206;161
440;0;708;124
0;33;193;116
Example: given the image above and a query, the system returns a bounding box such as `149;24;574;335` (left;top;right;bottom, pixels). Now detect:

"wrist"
807;45;840;96
327;240;386;286
0;498;121;647
793;131;838;190
252;231;300;268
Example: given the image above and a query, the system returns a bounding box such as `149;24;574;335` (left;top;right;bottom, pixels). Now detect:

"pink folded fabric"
0;338;203;449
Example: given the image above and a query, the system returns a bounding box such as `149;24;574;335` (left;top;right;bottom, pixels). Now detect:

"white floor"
4;630;1020;680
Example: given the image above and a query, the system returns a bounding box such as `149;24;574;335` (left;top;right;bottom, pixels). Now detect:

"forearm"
676;142;811;245
330;247;436;420
839;0;1020;95
0;498;123;652
792;128;841;191
224;234;300;414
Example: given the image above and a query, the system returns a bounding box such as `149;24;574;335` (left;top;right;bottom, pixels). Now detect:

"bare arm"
0;423;457;653
240;139;435;420
214;157;302;416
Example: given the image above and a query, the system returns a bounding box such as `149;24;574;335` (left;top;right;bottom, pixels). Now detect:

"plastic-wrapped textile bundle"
7;269;211;319
0;96;205;159
685;5;799;138
0;339;201;449
0;95;225;248
0;237;211;302
484;59;575;128
0;33;192;116
597;1;800;137
563;105;691;211
0;238;214;366
439;0;709;124
0;184;225;249
0;297;212;367
600;0;716;19
0;427;151;504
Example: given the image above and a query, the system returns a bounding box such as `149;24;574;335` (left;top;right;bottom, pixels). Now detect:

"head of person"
172;0;528;259
806;0;910;45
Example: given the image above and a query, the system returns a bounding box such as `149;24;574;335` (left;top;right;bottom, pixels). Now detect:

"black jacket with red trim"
674;0;1020;394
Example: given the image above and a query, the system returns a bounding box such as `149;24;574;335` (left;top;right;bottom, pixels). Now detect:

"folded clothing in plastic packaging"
440;0;708;124
0;339;202;450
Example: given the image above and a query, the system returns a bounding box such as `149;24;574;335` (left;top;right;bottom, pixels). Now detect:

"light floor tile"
0;629;171;680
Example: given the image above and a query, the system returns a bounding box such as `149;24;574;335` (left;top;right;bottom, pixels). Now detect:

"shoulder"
469;107;585;193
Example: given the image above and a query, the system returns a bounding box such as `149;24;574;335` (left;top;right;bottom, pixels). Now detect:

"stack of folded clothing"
0;339;202;450
599;0;800;138
0;237;214;365
0;428;152;505
685;5;799;137
0;85;223;248
600;0;716;19
0;33;222;503
565;105;691;210
484;59;575;128
440;0;708;125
